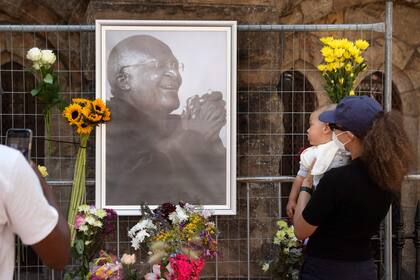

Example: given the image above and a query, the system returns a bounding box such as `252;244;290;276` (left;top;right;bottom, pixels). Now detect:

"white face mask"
332;131;351;151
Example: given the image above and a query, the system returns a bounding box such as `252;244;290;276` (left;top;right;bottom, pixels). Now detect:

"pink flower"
144;264;161;280
74;214;85;229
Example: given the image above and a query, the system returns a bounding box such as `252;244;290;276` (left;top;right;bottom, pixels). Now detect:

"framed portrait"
95;20;237;215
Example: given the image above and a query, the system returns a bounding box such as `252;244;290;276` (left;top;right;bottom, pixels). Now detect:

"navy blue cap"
319;96;384;137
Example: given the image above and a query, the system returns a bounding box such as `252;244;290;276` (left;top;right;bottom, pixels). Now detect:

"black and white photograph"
95;20;237;215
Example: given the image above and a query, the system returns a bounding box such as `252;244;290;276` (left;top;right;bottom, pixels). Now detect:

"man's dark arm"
31;166;70;270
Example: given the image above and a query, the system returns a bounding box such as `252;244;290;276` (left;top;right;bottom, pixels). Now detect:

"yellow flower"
89;113;102;123
325;56;335;63
91;98;107;114
72;98;90;108
320;36;334;45
37;165;48;177
334;48;345;58
317;64;326;71
76;122;93;135
355;39;369;50
345;63;352;72
349;90;355;96
321;46;334;58
339;78;344;85
343;51;351;59
103;108;111;121
348;45;360;57
63;104;83;125
277;220;288;228
355;56;364;64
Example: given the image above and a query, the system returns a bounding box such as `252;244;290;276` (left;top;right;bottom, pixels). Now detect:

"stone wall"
0;0;419;279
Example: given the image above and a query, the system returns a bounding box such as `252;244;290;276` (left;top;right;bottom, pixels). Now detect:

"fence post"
414;201;420;279
395;206;405;280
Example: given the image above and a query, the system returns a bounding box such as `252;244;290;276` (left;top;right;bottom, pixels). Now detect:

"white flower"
136;229;150;243
85;215;96;225
184;203;195;212
174;205;188;223
32;62;41;70
78;204;90;212
130;229;150;250
85;240;92;245
95;209;107;219
128;219;155;238
26;47;42;62
79;224;88;232
262;262;270;272
40;49;56;65
201;209;212;219
93;220;102;228
131;237;141;250
88;206;97;215
168;212;178;224
121;253;136;265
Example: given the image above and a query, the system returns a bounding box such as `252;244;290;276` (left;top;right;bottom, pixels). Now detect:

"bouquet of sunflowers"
63;98;111;245
317;37;369;103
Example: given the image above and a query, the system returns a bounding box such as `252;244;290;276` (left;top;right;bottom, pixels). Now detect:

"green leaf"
31;88;40;96
43;74;54;84
75;239;84;255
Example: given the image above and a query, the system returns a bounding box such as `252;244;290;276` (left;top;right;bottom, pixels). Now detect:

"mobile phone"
5;128;33;160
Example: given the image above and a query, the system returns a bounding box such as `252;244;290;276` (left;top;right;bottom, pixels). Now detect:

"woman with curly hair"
293;95;414;280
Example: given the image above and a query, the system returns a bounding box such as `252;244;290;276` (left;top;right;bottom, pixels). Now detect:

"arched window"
1;61;44;162
355;71;402;111
277;71;318;176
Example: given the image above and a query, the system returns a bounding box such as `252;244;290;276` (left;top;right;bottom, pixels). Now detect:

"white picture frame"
95;20;237;215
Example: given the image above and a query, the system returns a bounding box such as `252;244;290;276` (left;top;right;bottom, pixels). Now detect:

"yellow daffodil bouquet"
63;98;111;245
317;37;369;103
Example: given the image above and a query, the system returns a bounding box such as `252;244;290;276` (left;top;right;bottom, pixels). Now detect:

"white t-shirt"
0;145;58;279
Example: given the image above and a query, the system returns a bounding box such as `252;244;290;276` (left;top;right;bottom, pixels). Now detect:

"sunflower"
63;103;83;125
103;108;111;122
76;122;94;135
72;98;90;108
88;112;102;123
91;98;106;114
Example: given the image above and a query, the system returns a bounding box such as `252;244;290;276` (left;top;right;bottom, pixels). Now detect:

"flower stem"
68;133;89;246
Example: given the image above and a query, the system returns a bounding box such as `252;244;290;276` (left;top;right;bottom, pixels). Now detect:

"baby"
286;104;351;219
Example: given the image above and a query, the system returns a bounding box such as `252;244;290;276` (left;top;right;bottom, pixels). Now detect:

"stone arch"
0;61;45;160
276;69;317;176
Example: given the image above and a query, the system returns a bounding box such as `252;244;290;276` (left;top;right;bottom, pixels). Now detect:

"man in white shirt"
0;145;70;279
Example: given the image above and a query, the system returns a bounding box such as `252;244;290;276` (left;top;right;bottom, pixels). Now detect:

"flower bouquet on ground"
86;250;123;280
260;219;304;280
128;202;218;279
26;47;65;154
64;205;117;279
317;37;369;103
63;98;111;245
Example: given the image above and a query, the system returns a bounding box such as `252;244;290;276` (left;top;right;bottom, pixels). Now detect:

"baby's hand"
286;200;297;219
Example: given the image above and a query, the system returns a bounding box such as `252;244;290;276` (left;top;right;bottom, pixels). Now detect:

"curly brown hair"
362;111;415;193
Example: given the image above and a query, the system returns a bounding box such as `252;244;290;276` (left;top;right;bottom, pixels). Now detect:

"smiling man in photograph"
106;35;226;206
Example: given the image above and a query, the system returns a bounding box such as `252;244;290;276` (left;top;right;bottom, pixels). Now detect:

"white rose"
40;49;56;65
26;47;42;62
33;62;41;70
121;253;136;265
